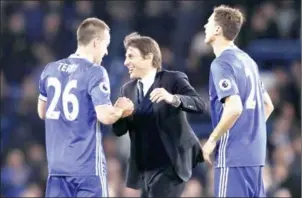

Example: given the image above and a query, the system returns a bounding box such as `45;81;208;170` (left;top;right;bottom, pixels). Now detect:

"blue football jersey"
209;46;267;168
38;54;110;176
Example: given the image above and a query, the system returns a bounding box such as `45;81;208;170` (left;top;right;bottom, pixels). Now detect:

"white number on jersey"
46;77;79;121
237;53;261;110
244;66;261;110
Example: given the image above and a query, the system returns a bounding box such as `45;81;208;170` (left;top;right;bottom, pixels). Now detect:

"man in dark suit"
113;32;206;197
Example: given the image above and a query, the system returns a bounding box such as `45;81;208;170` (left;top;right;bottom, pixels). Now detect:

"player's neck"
75;47;94;63
212;38;234;57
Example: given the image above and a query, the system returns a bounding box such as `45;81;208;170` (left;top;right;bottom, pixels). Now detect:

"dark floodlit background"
1;0;301;197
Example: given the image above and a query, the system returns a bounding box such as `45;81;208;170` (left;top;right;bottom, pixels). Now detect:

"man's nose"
124;59;129;67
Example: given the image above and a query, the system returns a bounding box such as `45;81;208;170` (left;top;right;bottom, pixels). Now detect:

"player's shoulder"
44;59;59;68
210;57;231;72
40;59;63;76
89;64;107;72
161;69;188;79
217;49;237;63
211;48;240;71
88;64;109;77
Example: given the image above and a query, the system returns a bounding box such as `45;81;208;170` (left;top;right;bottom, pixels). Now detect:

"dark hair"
76;17;110;46
124;32;162;70
213;5;245;41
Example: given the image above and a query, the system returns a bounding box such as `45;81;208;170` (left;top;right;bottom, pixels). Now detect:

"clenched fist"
114;97;134;118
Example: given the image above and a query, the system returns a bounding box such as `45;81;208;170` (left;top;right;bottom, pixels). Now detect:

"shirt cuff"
39;94;47;101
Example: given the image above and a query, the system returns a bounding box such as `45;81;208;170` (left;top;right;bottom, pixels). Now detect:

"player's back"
210;46;267;168
39;54;109;176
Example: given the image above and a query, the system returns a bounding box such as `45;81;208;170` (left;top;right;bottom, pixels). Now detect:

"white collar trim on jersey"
69;53;93;63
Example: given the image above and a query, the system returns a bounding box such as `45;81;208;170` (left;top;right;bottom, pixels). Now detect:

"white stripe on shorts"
96;122;108;197
218;167;229;197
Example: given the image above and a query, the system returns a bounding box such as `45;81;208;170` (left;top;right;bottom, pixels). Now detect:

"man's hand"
114;97;134;118
202;138;217;165
150;88;174;104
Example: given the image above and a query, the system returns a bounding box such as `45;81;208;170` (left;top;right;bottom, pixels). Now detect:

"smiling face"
124;46;153;79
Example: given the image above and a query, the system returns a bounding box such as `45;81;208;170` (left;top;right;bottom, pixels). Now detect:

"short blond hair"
213;5;245;41
124;32;162;70
76;17;110;46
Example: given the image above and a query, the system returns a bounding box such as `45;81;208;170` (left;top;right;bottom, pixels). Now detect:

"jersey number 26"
46;77;79;121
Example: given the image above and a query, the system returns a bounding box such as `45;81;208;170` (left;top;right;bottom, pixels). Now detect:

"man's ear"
145;53;154;62
215;26;222;36
92;39;97;48
93;37;100;48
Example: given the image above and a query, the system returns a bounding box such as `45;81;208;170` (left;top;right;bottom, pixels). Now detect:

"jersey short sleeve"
88;66;112;106
210;60;239;102
38;66;48;101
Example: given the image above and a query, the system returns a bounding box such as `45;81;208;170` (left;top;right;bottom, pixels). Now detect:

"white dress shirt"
138;70;157;96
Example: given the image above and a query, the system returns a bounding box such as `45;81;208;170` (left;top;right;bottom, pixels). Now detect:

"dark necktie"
137;81;144;104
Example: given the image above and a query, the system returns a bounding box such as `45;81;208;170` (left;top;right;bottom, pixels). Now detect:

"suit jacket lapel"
152;71;163;90
152;71;164;113
125;80;139;106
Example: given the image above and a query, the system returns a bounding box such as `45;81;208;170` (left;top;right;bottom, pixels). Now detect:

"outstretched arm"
89;67;123;125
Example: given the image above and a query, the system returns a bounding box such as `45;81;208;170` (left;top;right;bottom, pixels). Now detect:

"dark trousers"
140;166;185;197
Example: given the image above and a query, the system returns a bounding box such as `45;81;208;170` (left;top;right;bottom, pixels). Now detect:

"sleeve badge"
99;82;110;94
219;79;231;91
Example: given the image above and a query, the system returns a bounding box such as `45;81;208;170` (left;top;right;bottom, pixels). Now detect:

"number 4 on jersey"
46;77;79;121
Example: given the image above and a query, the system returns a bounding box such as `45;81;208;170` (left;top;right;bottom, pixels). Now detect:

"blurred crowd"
1;0;301;197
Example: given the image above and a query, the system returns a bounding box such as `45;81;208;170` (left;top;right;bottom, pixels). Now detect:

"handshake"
114;97;135;118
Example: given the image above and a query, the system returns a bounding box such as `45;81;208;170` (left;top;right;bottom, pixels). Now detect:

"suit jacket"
112;70;206;189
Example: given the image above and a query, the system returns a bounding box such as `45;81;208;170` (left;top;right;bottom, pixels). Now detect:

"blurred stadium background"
0;0;301;197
